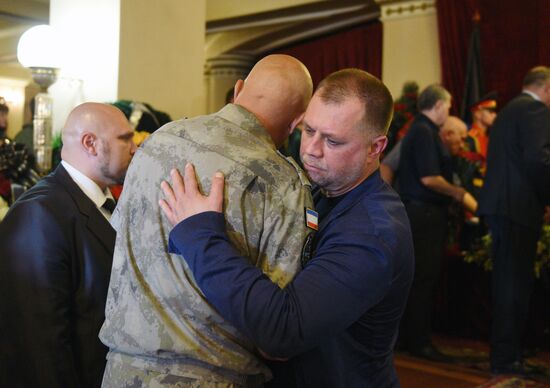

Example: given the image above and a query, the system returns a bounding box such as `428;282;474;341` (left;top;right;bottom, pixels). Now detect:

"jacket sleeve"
0;199;82;387
169;211;393;358
520;101;550;204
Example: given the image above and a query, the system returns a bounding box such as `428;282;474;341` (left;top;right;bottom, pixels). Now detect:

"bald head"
234;54;313;147
440;116;467;156
61;102;136;189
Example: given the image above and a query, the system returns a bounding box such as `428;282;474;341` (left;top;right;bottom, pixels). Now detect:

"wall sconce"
17;25;62;175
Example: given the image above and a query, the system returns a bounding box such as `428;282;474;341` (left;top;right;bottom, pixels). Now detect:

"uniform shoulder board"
278;152;311;188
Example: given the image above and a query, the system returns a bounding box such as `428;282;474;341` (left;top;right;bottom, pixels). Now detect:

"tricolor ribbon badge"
305;207;318;231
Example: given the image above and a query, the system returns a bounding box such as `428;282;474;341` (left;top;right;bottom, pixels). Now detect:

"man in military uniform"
465;93;498;166
99;54;314;387
159;69;415;387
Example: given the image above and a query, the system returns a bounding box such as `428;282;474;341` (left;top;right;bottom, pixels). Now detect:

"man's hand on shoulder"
159;163;225;226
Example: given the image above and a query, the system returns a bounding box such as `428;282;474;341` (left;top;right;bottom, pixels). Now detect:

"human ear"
289;112;305;134
233;79;244;102
368;135;388;158
81;132;98;156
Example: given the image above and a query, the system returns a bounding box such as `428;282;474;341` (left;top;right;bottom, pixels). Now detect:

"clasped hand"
159;163;225;226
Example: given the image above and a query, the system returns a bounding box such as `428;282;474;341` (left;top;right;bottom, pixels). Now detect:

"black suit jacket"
0;165;115;388
478;93;550;229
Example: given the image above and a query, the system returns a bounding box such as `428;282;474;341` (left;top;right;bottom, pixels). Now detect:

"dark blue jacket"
169;171;414;387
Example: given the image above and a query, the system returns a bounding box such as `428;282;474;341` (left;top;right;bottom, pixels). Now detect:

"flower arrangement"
0;138;40;202
464;224;550;278
0;138;40;219
386;81;419;152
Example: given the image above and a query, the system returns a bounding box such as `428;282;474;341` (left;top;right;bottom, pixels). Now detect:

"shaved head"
440;116;467;156
61;102;136;189
234;54;313;147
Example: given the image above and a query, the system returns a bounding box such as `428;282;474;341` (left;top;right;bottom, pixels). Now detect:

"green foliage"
52;132;63;169
464;224;550;278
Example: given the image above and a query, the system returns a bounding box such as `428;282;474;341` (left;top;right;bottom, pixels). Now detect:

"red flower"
0;171;10;200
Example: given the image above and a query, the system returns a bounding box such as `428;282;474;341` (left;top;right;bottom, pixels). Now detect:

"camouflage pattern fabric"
102;356;263;387
100;104;313;386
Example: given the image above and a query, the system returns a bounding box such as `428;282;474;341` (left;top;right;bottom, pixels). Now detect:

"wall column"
49;0;206;133
205;53;254;113
380;0;440;97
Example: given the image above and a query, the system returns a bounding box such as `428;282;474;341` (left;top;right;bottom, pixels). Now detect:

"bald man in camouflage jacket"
100;55;314;387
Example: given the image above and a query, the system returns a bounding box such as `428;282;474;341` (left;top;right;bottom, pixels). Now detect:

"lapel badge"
305;207;318;231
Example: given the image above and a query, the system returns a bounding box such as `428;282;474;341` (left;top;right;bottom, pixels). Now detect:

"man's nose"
304;134;323;158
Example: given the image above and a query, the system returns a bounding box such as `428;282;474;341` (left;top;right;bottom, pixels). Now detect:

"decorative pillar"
380;0;439;97
49;0;207;129
205;53;255;113
32;69;57;174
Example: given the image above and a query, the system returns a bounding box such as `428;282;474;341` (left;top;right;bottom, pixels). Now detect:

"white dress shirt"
61;160;115;221
523;89;541;101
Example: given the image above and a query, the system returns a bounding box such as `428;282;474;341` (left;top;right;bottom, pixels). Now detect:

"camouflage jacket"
99;104;313;382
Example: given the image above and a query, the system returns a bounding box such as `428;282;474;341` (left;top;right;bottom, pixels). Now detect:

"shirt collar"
217;104;275;150
522;90;541;101
61;160;112;209
418;113;440;132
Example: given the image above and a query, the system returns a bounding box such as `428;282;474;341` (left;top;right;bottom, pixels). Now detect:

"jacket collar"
217;104;276;151
521;90;541;101
314;170;385;233
52;165;115;252
417;113;440;133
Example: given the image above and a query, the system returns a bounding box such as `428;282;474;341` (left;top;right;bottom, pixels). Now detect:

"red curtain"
479;0;550;105
272;21;383;87
436;0;479;115
437;0;550;110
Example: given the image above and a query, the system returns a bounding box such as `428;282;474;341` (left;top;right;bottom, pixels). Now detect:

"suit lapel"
53;165;116;253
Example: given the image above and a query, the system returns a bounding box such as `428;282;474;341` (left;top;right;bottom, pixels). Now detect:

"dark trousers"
401;202;447;351
487;216;540;368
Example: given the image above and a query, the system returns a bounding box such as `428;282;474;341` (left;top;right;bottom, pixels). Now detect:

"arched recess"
204;0;380;112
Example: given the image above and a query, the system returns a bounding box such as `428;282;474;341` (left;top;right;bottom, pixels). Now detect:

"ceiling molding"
207;0;379;59
380;0;435;21
207;0;376;34
0;0;49;23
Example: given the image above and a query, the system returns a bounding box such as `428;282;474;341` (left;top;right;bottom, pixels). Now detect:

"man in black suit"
0;102;136;387
478;66;550;375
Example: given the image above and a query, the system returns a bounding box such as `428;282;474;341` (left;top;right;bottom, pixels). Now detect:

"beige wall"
381;4;441;100
118;0;206;119
50;0;121;133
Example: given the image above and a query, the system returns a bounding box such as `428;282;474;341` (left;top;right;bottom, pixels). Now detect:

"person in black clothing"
0;98;9;139
398;84;477;362
0;103;136;388
478;66;550;376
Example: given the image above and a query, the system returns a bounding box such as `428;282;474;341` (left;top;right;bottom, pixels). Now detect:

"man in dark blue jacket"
478;66;550;375
159;69;414;387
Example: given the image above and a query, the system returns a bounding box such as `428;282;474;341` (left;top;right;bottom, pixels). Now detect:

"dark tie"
102;198;116;213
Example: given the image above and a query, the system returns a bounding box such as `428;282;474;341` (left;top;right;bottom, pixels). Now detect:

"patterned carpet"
479;376;550;388
396;336;550;387
434;336;550;384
